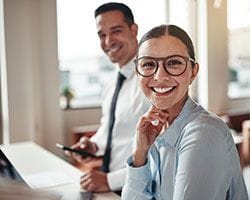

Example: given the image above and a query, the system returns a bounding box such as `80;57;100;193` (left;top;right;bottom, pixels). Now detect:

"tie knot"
118;72;126;82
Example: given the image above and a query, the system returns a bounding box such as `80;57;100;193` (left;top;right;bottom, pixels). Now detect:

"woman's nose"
154;63;170;82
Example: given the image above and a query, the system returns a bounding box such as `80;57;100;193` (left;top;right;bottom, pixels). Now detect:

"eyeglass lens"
137;55;187;77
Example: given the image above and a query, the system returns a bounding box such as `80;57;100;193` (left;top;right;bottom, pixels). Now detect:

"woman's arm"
173;119;231;199
122;156;154;200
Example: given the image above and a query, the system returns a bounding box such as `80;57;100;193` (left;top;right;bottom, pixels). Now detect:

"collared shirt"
90;59;150;191
122;97;248;200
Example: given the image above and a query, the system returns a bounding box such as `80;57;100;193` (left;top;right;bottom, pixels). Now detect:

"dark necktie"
102;72;126;173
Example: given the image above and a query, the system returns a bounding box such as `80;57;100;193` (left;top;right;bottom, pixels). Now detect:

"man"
66;2;150;194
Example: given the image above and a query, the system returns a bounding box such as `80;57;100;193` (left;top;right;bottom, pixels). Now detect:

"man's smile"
106;44;123;54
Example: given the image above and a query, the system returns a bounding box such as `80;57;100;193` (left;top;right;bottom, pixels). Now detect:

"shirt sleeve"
106;168;126;191
122;156;154;200
173;118;233;200
90;79;113;156
90;121;106;155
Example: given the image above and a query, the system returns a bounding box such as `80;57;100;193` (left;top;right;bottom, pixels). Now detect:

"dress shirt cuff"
126;155;151;184
90;137;105;156
107;168;126;191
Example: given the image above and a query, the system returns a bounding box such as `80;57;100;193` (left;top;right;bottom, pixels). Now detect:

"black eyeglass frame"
134;54;196;77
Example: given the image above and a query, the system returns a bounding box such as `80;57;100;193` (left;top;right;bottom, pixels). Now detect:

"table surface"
0;141;120;200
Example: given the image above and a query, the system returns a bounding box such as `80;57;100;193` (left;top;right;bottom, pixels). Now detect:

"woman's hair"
138;24;195;61
95;2;134;27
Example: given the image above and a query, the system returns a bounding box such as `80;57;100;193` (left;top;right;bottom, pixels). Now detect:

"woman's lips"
152;86;175;94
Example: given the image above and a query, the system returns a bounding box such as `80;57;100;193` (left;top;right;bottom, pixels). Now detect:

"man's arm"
80;168;127;192
106;168;126;191
80;170;109;192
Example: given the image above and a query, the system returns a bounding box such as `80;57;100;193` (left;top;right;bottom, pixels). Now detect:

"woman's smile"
151;86;175;94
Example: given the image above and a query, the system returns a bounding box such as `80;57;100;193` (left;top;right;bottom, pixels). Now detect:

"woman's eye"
166;59;182;67
142;61;156;69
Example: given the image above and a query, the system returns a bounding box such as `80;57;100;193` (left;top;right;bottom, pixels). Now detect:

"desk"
1;141;120;200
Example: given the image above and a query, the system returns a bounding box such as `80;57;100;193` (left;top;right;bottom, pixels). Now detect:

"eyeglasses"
134;55;195;77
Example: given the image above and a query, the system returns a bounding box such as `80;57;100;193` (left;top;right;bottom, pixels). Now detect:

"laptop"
0;148;27;184
0;148;93;200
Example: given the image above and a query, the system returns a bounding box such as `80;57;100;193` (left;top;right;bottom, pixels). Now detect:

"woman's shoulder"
183;99;229;132
181;109;234;148
194;110;229;130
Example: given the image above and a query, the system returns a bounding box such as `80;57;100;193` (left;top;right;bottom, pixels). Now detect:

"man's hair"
138;24;196;62
95;2;134;26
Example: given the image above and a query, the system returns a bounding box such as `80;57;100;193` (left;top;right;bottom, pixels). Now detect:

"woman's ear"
190;63;199;84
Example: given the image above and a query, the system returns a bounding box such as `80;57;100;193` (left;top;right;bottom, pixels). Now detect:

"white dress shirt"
90;59;150;191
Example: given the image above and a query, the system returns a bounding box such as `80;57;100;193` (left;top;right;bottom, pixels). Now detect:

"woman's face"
137;35;199;113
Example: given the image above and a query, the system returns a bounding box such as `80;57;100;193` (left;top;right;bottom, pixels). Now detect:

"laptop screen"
0;149;27;184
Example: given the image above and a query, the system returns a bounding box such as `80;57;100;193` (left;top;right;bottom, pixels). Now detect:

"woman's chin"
151;101;170;110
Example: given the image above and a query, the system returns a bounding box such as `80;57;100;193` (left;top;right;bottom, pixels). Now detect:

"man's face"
95;10;138;67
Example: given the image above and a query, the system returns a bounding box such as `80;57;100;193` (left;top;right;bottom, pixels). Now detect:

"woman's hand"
133;106;169;167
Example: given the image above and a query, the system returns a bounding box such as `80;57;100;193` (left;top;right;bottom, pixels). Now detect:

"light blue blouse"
122;97;248;200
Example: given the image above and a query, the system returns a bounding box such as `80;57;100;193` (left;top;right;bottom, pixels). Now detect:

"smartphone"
56;143;96;158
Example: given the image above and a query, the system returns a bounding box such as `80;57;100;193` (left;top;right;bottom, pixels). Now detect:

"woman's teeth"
153;87;174;93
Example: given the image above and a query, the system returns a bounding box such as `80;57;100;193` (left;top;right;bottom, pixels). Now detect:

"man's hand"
80;170;110;192
64;136;98;163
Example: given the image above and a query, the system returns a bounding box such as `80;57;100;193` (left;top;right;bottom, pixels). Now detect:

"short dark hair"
94;2;134;26
138;24;196;62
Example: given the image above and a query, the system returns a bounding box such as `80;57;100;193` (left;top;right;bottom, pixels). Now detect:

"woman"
122;24;248;200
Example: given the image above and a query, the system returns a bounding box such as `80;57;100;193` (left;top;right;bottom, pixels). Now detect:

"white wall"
4;0;40;143
3;0;101;155
198;0;229;113
198;0;250;114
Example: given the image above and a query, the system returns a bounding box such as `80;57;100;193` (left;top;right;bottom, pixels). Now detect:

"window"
56;0;166;109
228;0;250;98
